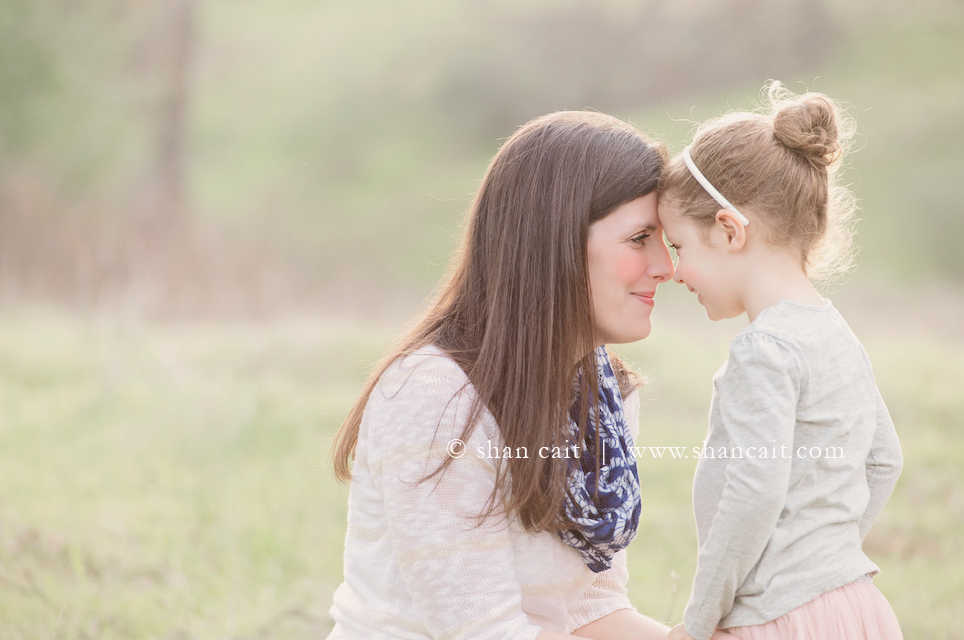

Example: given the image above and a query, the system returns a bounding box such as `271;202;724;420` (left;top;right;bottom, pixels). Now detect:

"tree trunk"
154;0;196;233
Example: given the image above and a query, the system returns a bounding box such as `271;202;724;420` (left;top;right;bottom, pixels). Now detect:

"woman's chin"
620;322;654;344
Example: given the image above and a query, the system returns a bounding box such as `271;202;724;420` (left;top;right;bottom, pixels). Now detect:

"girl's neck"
740;248;824;322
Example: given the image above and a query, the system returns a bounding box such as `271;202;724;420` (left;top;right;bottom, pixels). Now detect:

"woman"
329;111;675;639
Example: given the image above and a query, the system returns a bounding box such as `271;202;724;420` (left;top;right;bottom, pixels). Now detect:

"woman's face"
586;192;674;345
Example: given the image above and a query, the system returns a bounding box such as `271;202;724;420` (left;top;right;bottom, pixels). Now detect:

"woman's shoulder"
363;345;491;456
374;344;475;403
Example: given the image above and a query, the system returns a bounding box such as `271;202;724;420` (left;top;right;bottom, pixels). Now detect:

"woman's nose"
651;241;675;282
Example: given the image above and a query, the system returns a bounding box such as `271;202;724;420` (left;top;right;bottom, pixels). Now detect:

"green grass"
0;314;386;638
0;296;961;638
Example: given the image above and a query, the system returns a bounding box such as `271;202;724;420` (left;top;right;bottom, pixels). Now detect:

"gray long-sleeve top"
683;300;903;640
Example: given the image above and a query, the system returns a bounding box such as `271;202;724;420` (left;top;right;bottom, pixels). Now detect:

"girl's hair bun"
769;83;843;170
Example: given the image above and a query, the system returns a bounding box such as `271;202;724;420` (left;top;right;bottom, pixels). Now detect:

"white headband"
681;145;750;226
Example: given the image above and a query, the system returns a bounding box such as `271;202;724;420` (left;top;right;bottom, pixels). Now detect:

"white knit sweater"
328;345;640;639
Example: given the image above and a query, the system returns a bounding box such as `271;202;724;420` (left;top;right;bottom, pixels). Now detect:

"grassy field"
0;289;962;639
3;2;963;637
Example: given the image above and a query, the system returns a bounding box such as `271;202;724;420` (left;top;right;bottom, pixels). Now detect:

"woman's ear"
714;209;747;252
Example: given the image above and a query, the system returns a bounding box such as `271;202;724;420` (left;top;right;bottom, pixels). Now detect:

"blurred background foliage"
1;0;962;316
1;0;964;638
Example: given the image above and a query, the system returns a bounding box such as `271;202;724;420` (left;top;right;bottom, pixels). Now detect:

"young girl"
659;83;904;640
327;111;674;639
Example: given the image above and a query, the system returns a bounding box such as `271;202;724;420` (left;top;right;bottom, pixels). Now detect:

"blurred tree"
141;0;197;235
0;0;206;311
387;0;845;140
1;0;962;313
0;0;60;157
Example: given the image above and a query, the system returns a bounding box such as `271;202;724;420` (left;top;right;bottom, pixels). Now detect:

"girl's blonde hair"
662;81;857;281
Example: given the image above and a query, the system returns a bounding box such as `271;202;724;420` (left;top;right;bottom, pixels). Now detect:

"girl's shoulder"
729;299;870;381
724;304;818;378
737;299;845;346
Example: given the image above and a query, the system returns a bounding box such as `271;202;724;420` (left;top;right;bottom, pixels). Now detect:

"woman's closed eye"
630;232;651;245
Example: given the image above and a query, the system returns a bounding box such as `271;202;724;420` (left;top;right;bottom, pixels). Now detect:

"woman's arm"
371;353;544;639
572;608;670;640
564;546;669;639
565;387;667;640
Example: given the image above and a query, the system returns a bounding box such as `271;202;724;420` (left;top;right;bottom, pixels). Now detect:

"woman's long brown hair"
331;111;666;533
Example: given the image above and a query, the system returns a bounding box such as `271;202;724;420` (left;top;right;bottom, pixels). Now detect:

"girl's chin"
704;306;741;322
701;304;724;322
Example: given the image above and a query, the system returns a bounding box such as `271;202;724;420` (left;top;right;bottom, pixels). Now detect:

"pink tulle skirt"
712;580;903;640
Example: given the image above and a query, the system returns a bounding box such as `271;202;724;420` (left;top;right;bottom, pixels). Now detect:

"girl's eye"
630;233;650;245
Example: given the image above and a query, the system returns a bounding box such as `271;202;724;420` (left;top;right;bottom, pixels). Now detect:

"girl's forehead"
656;199;683;222
657;203;699;238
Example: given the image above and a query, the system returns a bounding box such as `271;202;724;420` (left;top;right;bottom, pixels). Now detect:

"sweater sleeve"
369;353;543;640
683;335;800;640
566;548;634;630
858;388;903;540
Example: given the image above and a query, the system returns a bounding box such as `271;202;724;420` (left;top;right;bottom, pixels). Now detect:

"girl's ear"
714;209;747;252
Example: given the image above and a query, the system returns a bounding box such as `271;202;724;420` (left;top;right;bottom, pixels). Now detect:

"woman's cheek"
616;248;647;281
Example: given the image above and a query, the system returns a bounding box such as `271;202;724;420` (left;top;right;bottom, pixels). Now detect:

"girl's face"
586;192;674;345
658;200;744;321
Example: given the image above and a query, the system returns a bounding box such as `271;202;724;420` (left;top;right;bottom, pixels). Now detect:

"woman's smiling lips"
632;292;655;306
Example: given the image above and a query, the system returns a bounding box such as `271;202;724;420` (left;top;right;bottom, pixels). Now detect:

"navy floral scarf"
558;346;641;573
